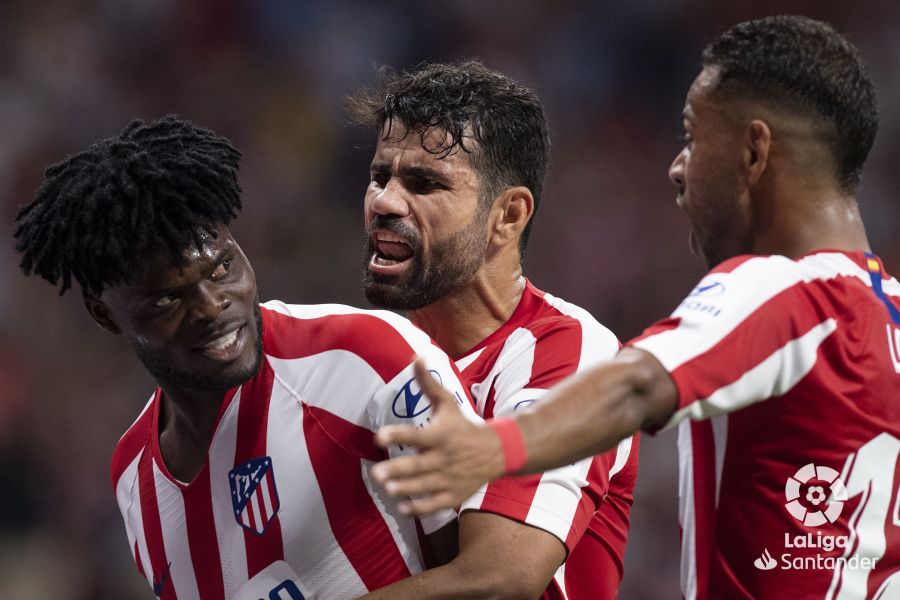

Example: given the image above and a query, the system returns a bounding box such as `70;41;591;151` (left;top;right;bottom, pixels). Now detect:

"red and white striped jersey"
110;301;479;600
630;251;900;599
457;279;640;600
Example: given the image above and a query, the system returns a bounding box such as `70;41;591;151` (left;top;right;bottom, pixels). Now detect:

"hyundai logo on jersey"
229;456;280;535
688;280;726;297
392;370;441;418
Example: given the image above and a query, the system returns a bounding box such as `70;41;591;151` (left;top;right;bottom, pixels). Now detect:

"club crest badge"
229;456;280;535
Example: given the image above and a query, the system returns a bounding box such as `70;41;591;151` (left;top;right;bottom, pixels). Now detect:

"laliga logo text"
754;462;880;572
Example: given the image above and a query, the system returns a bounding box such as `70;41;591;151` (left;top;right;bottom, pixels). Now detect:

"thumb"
414;356;457;415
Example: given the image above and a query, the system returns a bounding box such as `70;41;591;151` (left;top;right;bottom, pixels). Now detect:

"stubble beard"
364;213;489;310
134;300;265;393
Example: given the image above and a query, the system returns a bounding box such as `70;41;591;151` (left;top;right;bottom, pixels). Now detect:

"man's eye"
211;259;232;280
680;133;694;147
372;173;389;187
154;294;177;308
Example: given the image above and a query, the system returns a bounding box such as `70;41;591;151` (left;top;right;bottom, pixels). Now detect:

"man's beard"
135;301;265;392
364;212;488;310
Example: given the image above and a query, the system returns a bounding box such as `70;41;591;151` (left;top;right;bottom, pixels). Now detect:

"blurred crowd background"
1;1;897;598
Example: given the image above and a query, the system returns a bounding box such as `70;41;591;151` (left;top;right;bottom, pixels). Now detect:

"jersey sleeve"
366;318;482;535
460;317;634;554
629;255;840;432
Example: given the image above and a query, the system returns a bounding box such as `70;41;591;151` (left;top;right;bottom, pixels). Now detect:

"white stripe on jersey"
609;436;634;479
638;253;884;373
662;318;838;429
359;460;424;575
117;450;152;587
542;290;620;366
154;461;201;598
264;376;368;597
208;389;248;598
525;457;592;544
455;347;485;371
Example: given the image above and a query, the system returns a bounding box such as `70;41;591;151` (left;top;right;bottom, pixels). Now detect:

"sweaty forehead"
120;226;234;294
373;124;474;171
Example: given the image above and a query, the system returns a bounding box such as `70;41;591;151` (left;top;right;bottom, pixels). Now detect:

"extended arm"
359;511;565;599
372;348;677;515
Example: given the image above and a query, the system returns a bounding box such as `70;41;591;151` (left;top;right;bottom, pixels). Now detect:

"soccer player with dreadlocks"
14;116;484;599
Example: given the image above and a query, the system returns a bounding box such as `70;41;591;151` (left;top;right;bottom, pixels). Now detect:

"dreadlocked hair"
14;116;242;296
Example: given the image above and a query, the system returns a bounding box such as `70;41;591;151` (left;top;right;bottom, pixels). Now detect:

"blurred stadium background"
1;1;897;598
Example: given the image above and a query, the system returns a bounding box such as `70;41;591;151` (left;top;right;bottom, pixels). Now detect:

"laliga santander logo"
784;463;848;527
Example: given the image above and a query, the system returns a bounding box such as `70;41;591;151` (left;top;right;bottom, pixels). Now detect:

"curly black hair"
14;116;242;296
347;60;549;252
703;15;878;193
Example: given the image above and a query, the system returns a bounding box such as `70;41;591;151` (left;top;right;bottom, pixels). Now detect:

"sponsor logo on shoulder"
392;370;441;418
688;280;726;297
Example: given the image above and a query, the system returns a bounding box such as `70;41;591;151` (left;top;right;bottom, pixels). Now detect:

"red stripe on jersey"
183;467;224;600
479;473;543;522
134;541;145;578
262;308;415;384
707;255;758;275
137;449;177;600
111;392;158;489
302;403;412;589
669;278;858;407
527;320;583;388
689;421;716;600
234;358;284;578
627;316;681;347
303;403;386;462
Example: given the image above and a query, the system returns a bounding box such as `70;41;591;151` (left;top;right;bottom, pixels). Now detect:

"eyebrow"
138;240;235;298
369;161;448;182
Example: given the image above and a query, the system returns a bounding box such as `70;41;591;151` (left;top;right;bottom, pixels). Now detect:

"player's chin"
364;275;414;309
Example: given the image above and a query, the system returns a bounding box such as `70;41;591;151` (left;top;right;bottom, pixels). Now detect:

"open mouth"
194;324;246;362
369;230;415;274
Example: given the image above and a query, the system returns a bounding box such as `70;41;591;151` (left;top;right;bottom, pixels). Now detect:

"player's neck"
409;262;526;360
753;187;871;259
156;386;224;483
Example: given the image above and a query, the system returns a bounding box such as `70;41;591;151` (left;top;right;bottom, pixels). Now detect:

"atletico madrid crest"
229;456;280;535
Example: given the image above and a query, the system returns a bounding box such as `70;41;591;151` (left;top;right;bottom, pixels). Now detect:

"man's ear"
83;295;122;334
743;119;772;185
490;186;534;248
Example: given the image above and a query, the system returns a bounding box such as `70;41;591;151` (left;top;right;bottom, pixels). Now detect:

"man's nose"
187;282;230;324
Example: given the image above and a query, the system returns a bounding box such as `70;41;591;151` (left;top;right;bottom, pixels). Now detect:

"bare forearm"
515;348;675;475
358;563;488;600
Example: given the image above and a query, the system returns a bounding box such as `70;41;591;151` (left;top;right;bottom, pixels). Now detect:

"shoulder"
260;300;434;383
525;289;620;362
110;392;155;491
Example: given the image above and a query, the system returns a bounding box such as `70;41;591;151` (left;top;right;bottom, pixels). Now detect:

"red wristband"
487;417;527;474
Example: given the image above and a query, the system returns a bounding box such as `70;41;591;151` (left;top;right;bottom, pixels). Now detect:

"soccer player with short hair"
14;116;481;599
348;60;639;599
371;16;900;599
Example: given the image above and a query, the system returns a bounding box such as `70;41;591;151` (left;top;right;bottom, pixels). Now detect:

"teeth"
202;329;239;350
375;232;406;244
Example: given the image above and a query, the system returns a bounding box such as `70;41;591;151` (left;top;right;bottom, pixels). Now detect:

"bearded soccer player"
348;61;639;599
13;116;483;599
372;16;900;599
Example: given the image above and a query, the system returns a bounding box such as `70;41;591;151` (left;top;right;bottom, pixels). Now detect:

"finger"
375;423;433;449
398;491;460;516
370;451;444;484
414;357;457;413
381;472;449;498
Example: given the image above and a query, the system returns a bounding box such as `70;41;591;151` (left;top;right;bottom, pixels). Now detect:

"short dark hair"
702;15;878;193
14;116;243;296
347;60;550;252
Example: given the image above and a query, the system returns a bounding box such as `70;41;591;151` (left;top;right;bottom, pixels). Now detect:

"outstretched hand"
371;358;507;516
